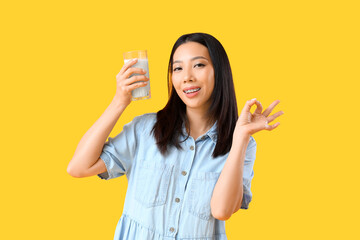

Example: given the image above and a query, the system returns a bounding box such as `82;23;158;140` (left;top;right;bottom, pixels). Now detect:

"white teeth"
184;88;200;94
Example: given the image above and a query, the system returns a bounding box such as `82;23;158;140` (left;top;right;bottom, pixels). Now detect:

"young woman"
67;32;284;239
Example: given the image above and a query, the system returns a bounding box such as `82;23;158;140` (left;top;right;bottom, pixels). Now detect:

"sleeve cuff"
240;192;252;209
97;152;112;180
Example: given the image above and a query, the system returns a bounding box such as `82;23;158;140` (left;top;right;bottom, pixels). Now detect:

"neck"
185;107;214;140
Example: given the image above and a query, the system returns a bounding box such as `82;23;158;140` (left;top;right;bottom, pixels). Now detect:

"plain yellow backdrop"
1;0;359;239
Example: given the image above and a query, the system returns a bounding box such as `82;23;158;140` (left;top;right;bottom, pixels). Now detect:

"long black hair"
151;32;238;157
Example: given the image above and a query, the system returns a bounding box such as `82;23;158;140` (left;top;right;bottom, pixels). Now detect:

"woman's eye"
194;63;205;68
173;64;204;71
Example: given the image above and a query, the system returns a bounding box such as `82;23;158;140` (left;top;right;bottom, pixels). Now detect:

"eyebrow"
173;56;208;64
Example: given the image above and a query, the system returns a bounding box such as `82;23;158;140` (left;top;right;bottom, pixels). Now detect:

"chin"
184;100;206;109
177;92;210;110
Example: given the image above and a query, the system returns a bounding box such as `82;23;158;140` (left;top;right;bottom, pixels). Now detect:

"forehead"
173;42;210;61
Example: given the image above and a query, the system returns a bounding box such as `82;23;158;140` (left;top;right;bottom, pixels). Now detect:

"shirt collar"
205;121;218;143
180;120;218;143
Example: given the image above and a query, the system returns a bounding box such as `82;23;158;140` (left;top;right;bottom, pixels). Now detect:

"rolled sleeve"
241;136;257;209
97;116;144;180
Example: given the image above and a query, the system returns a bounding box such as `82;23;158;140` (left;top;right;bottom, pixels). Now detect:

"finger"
263;100;281;117
265;122;280;131
253;100;263;115
266;110;284;123
124;75;149;86
241;98;257;114
118;58;138;76
127;81;148;92
123;67;147;79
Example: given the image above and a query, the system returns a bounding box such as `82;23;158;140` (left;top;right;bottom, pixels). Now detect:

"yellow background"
1;0;359;239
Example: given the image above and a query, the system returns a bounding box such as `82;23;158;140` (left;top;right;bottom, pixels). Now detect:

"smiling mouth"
184;88;201;94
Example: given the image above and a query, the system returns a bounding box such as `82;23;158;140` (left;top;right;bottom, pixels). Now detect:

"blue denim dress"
98;113;257;240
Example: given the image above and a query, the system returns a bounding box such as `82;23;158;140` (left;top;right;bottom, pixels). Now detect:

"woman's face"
171;41;215;112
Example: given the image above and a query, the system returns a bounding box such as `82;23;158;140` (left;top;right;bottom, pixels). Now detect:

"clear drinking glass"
123;50;151;101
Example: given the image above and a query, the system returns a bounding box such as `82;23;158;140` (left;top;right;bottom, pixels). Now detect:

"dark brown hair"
151;32;238;157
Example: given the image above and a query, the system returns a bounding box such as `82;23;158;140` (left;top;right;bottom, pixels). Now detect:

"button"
181;171;187;176
190;146;194;151
175;198;180;203
169;227;175;232
201;136;206;140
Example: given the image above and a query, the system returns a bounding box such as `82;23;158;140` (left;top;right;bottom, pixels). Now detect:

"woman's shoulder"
133;112;157;123
130;112;157;131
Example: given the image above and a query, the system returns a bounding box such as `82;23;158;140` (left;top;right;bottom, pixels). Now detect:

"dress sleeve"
240;135;257;209
97;115;144;180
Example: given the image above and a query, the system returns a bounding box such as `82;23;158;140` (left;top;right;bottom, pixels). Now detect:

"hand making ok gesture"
236;98;284;136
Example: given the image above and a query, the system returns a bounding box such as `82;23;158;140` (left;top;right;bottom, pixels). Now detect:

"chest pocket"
186;172;221;221
133;159;173;208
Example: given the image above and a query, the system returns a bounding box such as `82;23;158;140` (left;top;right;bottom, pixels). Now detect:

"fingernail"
132;58;137;62
251;98;256;101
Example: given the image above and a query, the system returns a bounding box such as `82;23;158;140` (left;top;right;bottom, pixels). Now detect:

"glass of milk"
123;50;151;101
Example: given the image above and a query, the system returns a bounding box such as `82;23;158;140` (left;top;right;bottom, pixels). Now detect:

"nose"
183;67;195;83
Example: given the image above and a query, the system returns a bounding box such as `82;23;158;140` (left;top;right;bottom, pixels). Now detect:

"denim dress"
98;113;257;240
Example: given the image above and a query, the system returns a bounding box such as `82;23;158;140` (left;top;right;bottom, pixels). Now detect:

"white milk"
124;58;151;100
